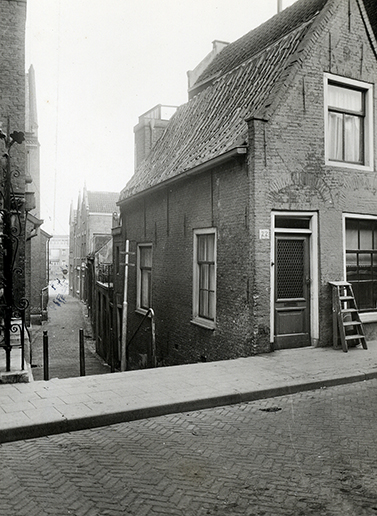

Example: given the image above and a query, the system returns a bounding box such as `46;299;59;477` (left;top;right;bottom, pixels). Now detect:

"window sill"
191;317;216;330
359;312;377;324
325;160;373;172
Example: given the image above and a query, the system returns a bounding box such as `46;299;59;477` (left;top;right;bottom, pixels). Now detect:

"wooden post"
43;330;49;381
79;328;86;376
120;240;130;371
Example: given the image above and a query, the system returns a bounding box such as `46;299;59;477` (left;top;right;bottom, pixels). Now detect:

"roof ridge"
210;18;315;90
190;0;329;95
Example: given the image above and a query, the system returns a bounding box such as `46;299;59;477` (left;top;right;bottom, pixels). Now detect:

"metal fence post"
43;330;49;381
79;328;86;376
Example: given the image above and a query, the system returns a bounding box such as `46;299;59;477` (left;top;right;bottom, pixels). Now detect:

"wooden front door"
274;234;310;349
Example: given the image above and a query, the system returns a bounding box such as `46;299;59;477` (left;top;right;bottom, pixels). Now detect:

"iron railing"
0;119;28;372
97;263;113;284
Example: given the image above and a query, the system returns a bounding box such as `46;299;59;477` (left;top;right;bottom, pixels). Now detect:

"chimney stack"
134;104;177;169
277;0;283;13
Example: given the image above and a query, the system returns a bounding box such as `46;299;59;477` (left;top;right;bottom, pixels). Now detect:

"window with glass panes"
196;233;216;320
346;219;377;310
327;83;365;164
137;244;152;310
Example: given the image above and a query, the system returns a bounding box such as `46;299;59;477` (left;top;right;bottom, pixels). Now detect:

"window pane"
344;115;361;163
328;84;362;112
346;253;358;281
346;225;358;250
200;264;209;290
208;291;215;319
198;236;207;261
209;264;216;290
360;222;373;249
140;246;152;268
141;270;151;308
328;112;343;160
198;234;215;262
199;290;209;318
359;253;372;280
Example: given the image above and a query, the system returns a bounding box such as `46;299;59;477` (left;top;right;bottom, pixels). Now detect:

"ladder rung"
340;296;354;301
343;321;361;327
345;334;364;341
341;308;357;313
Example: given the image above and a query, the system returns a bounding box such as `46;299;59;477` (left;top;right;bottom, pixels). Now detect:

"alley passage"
30;280;110;380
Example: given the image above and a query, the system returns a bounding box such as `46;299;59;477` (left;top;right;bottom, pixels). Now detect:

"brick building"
49;235;69;281
0;0;28;324
114;0;377;369
25;64;51;324
69;186;119;301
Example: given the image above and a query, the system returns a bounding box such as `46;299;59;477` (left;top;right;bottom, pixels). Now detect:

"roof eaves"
118;146;247;205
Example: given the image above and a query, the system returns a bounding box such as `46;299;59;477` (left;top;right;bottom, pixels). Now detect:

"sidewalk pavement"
1;341;377;444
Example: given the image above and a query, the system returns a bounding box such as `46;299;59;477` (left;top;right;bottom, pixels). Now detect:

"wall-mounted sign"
259;229;270;240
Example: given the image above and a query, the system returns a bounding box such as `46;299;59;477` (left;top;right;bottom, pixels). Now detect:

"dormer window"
324;74;373;170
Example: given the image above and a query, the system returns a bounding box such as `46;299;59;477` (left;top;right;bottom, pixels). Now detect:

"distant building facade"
69;186;119;301
49;235;69;281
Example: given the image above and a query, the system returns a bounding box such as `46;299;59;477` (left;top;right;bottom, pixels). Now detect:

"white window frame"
136;243;152;314
324;73;374;171
192;228;217;330
343;213;377;322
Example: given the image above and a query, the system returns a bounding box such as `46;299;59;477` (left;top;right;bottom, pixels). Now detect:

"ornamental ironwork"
0;118;29;372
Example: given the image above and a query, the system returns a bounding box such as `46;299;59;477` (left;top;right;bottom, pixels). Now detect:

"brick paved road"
1;380;377;516
30;281;111;380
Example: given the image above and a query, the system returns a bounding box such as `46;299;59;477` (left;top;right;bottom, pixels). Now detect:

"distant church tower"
25;64;41;217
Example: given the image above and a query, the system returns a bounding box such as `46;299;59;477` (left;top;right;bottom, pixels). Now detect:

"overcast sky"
25;0;296;235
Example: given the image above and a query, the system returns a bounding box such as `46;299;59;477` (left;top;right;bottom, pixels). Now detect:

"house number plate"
259;229;270;240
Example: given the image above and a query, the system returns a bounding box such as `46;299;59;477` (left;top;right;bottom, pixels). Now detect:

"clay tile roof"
120;0;330;201
362;0;377;39
87;191;119;213
192;0;328;91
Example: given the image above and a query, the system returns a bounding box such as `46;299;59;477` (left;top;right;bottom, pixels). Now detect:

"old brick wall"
121;156;254;367
0;0;27;304
250;0;377;348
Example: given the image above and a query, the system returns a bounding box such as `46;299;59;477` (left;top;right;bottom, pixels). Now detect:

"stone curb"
1;371;377;444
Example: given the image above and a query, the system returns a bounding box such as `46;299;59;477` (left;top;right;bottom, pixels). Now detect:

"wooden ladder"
330;281;368;352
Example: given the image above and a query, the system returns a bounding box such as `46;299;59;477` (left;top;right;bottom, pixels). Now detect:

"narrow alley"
29;280;111;381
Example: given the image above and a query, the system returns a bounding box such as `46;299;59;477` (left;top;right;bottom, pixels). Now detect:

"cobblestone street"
1;379;377;515
29;281;111;381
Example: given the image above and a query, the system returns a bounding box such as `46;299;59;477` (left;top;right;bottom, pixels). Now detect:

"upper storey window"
324;74;373;170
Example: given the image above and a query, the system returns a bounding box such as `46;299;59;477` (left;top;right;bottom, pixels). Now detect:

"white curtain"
328;112;343;160
328;84;362;163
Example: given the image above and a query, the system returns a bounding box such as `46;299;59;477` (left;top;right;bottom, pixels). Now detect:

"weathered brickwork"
121;157;255;367
0;0;27;303
117;0;377;367
251;0;377;349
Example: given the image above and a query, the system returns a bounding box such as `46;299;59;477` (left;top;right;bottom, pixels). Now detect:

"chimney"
134;104;177;169
187;40;229;92
277;0;283;13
